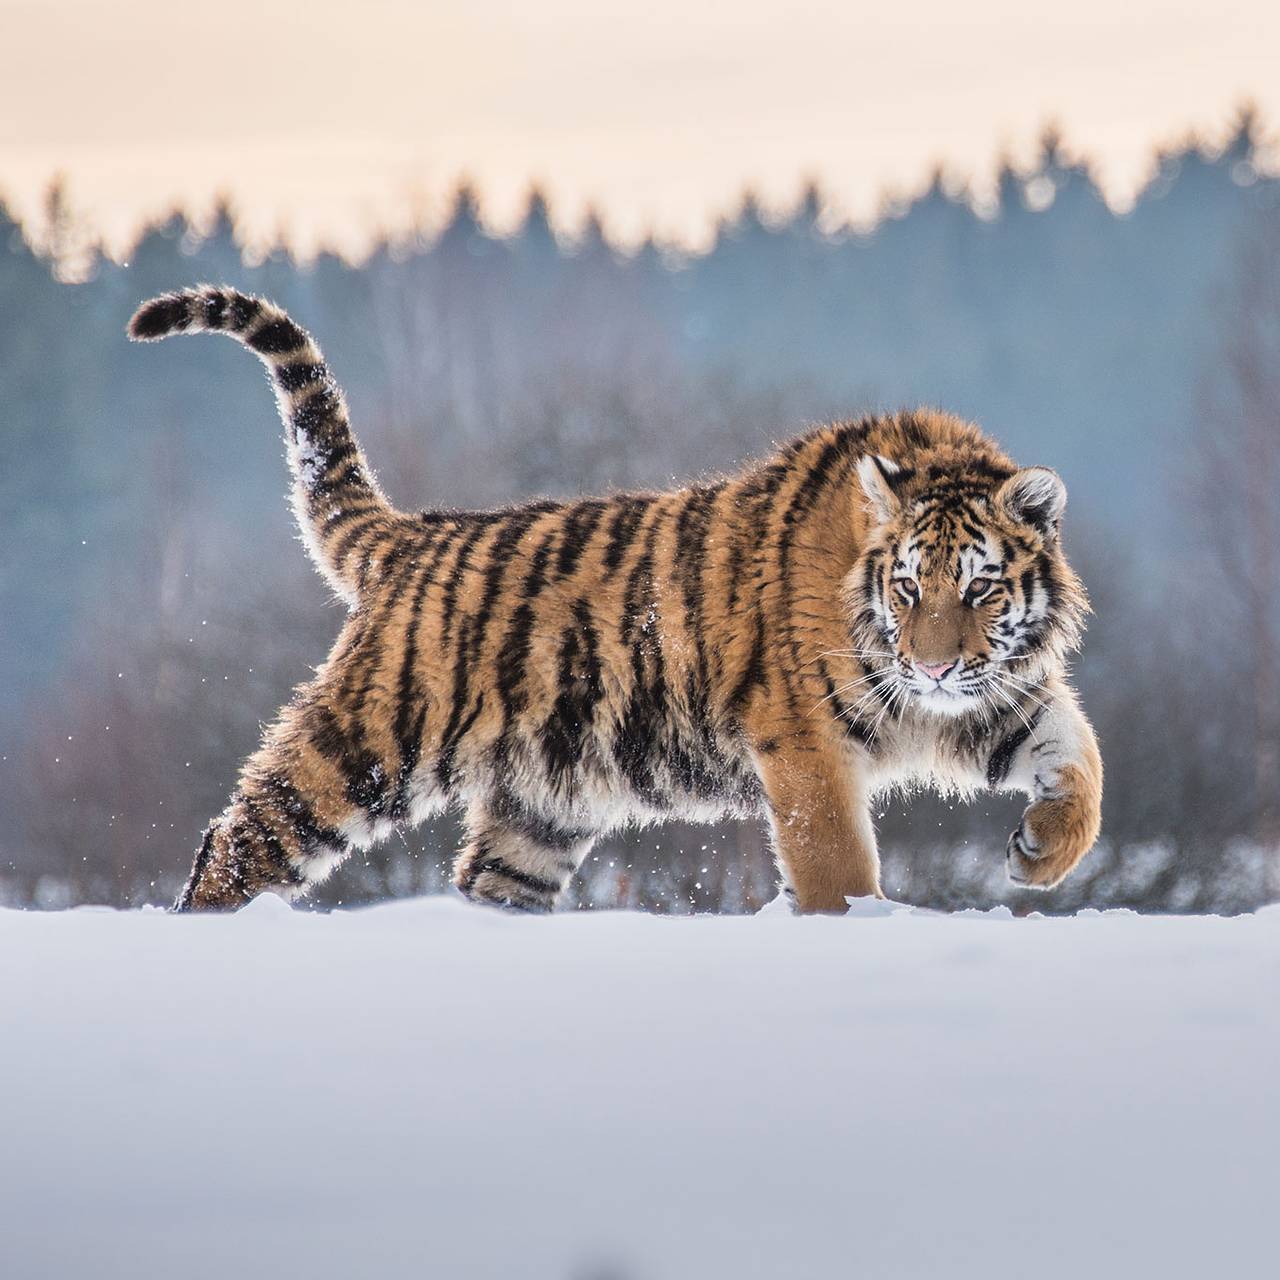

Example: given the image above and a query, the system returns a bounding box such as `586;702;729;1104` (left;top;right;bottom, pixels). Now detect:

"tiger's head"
847;452;1088;719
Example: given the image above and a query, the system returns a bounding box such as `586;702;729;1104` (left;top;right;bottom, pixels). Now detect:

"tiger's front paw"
1005;778;1100;891
1006;815;1057;889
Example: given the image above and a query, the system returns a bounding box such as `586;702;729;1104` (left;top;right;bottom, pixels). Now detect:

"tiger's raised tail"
128;285;402;604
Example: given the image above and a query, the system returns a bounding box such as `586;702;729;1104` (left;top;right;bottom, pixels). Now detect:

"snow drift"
2;897;1276;1278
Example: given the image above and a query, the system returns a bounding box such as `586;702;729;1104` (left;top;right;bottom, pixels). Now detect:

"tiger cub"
129;286;1102;914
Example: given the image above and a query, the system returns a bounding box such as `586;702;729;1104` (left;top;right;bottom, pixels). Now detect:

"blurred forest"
2;110;1278;913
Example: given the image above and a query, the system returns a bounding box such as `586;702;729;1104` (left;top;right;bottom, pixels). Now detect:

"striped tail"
128;285;401;604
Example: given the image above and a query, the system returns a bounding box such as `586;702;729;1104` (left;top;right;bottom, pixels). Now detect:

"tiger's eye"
894;578;920;606
965;576;992;601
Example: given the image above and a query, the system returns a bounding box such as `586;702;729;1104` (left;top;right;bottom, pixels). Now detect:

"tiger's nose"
916;660;957;681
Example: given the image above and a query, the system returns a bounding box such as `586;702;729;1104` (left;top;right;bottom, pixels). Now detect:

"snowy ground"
2;897;1277;1279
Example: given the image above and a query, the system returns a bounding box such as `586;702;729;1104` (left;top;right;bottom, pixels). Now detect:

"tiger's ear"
856;455;905;525
997;467;1067;540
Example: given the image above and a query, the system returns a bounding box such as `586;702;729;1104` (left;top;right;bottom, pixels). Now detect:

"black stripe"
310;463;363;501
225;834;248;900
490;786;590;852
780;432;858;549
572;597;603;693
248;317;307;355
308;705;352;762
438;521;492;646
258;774;345;852
898;415;930;449
390;526;468;795
738;460;790;503
173;825;216;911
602;496;653;575
1035;553;1059;611
540;598;604;781
341;536;419;715
495;531;557;724
434;694;486;789
292;386;343;436
614;680;665;806
321;499;382;534
468;856;561;900
313;438;358;477
201;291;227;329
228;294;261;331
325;511;387;570
437;514;547;783
843;713;877;749
723;525;748;615
613;512;670;806
555;500;607;578
728;608;768;716
986;706;1045;787
620;502;666;646
307;706;388;814
433;524;502;784
276;361;328;393
241;799;305;885
468;509;546;662
676;483;721;650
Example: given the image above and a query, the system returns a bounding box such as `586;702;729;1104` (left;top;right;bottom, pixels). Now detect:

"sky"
2;0;1278;258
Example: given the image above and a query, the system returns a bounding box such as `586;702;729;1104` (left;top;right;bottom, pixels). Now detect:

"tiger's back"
130;287;1101;914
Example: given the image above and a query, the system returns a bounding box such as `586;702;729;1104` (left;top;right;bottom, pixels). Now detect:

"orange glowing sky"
2;0;1278;258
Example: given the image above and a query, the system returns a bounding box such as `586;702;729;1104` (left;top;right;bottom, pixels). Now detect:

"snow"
2;897;1277;1278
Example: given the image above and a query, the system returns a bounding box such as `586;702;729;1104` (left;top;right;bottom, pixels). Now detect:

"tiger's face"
848;454;1085;719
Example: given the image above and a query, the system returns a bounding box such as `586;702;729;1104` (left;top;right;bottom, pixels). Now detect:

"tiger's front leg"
751;726;881;913
987;685;1103;890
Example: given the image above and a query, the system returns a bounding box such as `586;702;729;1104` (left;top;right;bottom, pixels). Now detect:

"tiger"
128;285;1102;915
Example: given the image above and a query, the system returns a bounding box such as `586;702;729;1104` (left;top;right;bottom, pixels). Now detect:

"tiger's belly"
457;713;766;834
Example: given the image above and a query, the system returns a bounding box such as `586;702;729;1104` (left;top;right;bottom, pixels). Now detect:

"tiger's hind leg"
176;790;346;912
175;685;413;911
453;795;596;913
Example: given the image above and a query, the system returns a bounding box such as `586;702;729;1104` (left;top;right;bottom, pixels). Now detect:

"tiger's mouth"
908;681;984;717
895;654;1044;721
897;657;992;717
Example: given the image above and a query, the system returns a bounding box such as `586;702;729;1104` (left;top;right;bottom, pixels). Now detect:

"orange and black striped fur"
129;286;1102;914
